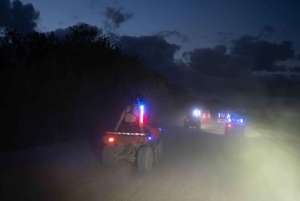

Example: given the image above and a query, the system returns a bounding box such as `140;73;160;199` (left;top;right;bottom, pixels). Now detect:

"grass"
248;111;300;140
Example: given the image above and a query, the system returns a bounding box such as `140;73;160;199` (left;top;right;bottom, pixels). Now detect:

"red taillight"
103;135;116;145
186;119;189;121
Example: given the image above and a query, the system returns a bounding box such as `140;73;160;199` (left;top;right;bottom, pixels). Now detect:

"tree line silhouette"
1;23;196;151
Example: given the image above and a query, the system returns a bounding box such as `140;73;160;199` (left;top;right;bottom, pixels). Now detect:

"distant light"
218;113;220;118
240;119;243;123
108;137;114;142
148;137;152;140
159;128;162;131
193;109;201;117
228;124;232;127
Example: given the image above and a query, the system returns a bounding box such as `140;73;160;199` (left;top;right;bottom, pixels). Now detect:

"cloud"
104;7;134;30
291;66;300;72
0;0;40;34
108;33;191;82
118;35;180;66
100;28;300;104
182;32;296;78
105;33;227;100
253;69;300;78
230;35;295;71
286;66;300;74
259;24;275;39
184;45;254;78
89;0;103;10
280;29;288;38
108;33;224;98
155;30;189;43
216;31;233;43
106;28;299;106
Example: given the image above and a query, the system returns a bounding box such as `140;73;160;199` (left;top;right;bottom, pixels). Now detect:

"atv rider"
114;93;145;133
114;94;160;139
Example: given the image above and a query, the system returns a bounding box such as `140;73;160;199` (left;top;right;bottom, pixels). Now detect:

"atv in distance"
184;115;201;130
225;113;245;136
102;128;162;172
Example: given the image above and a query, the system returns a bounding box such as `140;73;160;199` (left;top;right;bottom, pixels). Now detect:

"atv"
102;127;162;172
184;115;201;130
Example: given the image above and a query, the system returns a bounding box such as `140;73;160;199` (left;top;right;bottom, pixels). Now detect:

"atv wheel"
154;140;163;164
102;145;118;167
138;146;153;172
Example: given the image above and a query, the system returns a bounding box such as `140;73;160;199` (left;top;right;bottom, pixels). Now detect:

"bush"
0;23;196;151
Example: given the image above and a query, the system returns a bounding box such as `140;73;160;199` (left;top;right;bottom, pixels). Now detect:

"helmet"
132;93;144;105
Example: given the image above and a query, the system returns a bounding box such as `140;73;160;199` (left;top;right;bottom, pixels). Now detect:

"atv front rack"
106;131;150;136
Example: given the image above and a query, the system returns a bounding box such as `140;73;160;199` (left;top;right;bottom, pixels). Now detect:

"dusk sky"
4;0;300;58
1;0;300;105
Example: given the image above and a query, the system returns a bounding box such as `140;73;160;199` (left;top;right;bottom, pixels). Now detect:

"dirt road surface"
1;120;300;201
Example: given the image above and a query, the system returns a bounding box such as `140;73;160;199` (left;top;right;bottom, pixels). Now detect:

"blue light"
159;128;161;131
240;119;243;123
148;137;152;140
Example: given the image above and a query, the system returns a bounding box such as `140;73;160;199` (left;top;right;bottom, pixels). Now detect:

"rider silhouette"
114;94;145;132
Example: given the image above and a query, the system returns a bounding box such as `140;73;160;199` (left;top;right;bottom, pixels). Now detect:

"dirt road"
1;120;300;201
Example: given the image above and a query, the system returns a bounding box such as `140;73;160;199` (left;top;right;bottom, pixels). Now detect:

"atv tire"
154;140;163;164
138;146;153;172
102;145;118;167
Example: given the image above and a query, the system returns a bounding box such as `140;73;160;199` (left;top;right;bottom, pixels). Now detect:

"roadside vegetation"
248;109;300;140
1;23;196;151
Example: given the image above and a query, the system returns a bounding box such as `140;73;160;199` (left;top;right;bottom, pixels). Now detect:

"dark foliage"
0;23;194;151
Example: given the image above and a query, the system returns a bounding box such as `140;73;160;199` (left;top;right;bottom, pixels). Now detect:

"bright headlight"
193;109;201;117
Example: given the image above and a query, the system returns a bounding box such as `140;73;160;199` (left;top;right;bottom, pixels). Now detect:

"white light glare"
140;105;144;123
193;109;201;117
